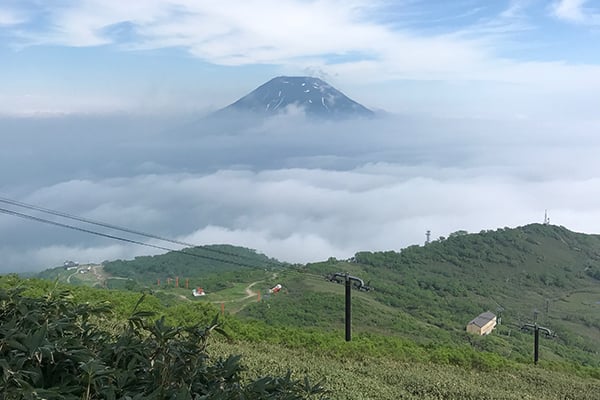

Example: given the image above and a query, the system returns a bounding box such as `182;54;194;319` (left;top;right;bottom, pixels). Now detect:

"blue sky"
1;0;600;116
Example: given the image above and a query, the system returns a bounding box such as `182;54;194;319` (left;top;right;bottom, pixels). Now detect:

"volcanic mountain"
213;76;374;119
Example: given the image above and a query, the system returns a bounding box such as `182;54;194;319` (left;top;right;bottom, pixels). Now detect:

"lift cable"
0;196;195;247
0;196;276;265
0;206;268;269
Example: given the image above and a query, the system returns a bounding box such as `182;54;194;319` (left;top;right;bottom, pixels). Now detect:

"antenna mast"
543;210;550;225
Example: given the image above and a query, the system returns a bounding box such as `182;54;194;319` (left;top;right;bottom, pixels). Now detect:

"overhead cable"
0;206;268;269
0;196;276;265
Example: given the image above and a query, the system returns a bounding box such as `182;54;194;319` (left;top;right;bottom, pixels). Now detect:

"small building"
64;260;79;270
466;311;497;335
269;284;282;294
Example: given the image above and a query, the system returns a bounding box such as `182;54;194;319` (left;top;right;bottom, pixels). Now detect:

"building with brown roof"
466;311;497;335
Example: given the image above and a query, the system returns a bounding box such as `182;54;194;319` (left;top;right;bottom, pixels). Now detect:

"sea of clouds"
2;111;600;273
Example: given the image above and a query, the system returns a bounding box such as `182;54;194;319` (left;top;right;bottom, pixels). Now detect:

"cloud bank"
2;112;600;273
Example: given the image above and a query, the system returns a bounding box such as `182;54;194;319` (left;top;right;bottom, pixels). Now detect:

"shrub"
0;285;327;399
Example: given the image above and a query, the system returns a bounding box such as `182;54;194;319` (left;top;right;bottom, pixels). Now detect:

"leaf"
131;294;146;314
5;339;28;353
25;323;48;356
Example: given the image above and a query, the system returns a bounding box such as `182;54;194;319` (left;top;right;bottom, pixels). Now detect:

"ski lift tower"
521;309;554;364
326;272;371;342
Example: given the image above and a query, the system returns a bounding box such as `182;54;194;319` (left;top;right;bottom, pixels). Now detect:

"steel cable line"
0;196;195;247
0;196;277;266
0;207;269;269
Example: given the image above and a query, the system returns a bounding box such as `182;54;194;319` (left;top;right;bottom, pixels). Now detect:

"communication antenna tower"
543;210;550;225
425;230;431;245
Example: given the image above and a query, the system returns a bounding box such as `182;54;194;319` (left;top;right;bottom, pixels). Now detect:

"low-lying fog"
2;112;599;272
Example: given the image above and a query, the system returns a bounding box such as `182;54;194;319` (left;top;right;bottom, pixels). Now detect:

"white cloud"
7;163;600;272
38;0;485;78
551;0;600;24
14;0;392;55
183;225;348;263
0;7;26;26
552;0;587;22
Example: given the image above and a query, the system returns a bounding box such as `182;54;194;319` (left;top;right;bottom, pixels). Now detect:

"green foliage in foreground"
0;276;599;399
0;283;326;400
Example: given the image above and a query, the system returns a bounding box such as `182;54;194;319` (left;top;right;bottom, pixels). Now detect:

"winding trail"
210;272;278;305
243;281;259;299
66;269;78;284
210;280;262;304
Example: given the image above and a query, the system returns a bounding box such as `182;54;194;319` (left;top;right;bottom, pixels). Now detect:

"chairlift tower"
521;309;554;365
326;272;371;341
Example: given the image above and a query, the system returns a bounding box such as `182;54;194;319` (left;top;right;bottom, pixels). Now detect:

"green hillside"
33;223;600;371
38;244;285;291
239;224;600;367
103;245;283;280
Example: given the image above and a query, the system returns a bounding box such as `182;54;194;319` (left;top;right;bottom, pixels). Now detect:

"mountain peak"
214;76;374;119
